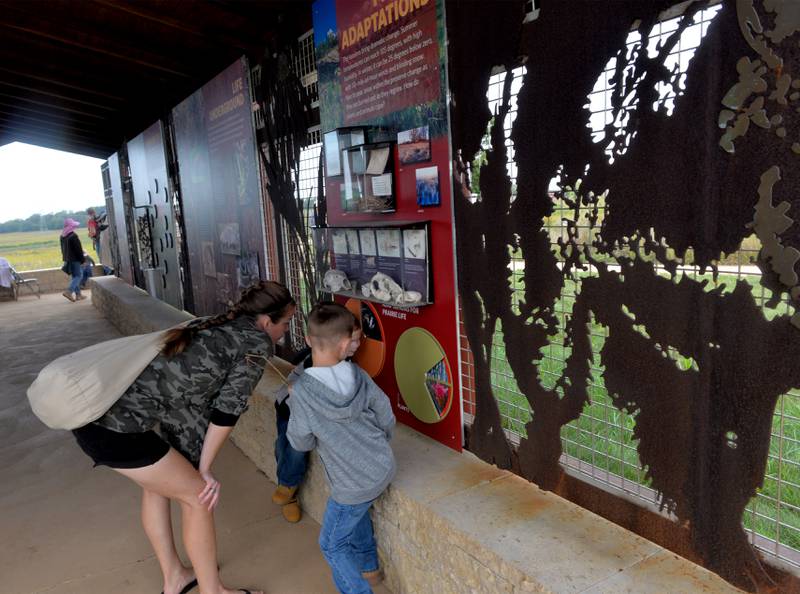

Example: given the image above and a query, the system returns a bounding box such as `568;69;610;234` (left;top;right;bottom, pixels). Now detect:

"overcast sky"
0;142;106;223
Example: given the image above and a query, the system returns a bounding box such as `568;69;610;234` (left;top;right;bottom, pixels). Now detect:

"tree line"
0;206;105;233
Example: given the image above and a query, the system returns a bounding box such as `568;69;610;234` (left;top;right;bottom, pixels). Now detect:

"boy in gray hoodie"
287;303;395;594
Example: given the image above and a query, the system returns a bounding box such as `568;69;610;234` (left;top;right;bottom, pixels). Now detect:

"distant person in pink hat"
60;218;86;302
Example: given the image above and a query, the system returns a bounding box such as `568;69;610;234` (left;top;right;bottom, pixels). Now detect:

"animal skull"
369;272;403;302
323;269;351;293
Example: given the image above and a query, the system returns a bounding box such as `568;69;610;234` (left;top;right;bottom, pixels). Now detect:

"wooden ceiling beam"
0;21;194;78
0;100;103;125
0;66;126;102
0;92;111;119
0;80;122;111
0;33;188;90
0;108;106;137
90;0;257;53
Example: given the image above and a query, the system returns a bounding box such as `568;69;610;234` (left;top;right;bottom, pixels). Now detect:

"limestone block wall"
235;365;742;594
89;277;743;594
90;276;193;334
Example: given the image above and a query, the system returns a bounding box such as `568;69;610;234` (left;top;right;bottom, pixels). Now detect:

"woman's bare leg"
141;488;195;594
115;449;263;594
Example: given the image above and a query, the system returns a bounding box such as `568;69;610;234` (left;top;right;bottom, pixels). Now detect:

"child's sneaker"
282;499;302;523
362;569;383;586
271;484;297;506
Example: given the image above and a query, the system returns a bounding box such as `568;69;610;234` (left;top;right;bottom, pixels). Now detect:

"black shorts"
73;423;171;469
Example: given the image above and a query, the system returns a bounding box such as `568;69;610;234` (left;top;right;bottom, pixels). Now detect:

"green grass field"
489;270;800;552
0;229;93;271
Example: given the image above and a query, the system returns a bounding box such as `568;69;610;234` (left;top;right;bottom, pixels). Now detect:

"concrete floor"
1;293;390;594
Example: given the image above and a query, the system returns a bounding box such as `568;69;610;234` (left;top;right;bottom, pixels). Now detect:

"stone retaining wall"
89;276;743;594
90;276;193;334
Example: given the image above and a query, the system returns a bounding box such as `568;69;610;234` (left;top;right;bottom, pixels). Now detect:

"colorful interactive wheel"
394;327;453;423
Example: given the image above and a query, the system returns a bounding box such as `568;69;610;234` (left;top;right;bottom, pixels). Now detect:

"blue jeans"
319;498;379;594
68;261;82;295
275;399;308;487
80;264;93;288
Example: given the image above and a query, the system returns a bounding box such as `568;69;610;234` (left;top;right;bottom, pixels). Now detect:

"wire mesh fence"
467;2;800;568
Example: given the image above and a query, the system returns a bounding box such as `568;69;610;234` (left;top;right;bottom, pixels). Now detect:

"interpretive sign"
314;0;462;450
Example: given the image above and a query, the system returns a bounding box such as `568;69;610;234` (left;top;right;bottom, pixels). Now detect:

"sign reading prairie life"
313;0;463;451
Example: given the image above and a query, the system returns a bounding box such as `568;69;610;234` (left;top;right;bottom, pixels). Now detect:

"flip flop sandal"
160;578;198;594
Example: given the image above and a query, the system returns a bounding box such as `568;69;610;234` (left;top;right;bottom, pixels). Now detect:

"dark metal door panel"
127;121;183;309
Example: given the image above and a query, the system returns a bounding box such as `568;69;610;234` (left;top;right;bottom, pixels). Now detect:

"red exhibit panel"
314;0;462;450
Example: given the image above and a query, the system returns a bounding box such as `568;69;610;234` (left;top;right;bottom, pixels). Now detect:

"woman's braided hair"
161;280;295;358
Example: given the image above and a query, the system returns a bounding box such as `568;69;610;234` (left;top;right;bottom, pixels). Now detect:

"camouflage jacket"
94;315;273;464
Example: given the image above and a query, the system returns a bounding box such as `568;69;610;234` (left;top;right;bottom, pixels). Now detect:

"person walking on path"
72;281;295;594
60;218;85;302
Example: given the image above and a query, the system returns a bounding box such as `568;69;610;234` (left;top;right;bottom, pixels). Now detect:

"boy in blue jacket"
287;303;395;593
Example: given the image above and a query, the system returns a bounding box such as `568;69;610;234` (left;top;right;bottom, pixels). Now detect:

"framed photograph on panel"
416;166;440;207
398;125;431;165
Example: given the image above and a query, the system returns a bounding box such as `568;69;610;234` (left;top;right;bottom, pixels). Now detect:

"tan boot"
282;499;302;523
272;484;297;506
61;291;75;302
362;569;383;586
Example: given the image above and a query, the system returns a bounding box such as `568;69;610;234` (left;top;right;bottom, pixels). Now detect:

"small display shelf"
323;127;366;177
341;141;395;213
314;221;432;307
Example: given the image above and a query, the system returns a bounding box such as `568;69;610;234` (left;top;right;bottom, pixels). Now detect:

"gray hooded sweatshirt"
287;361;396;505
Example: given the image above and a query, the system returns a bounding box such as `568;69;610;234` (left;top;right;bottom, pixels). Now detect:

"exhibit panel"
172;58;267;316
313;0;462;449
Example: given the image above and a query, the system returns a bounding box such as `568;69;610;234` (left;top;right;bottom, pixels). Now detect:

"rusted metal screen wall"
463;5;800;571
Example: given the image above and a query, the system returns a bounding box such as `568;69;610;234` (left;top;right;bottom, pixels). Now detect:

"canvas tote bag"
27;329;170;430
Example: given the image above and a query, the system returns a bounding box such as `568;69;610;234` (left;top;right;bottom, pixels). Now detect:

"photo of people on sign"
398;125;431;165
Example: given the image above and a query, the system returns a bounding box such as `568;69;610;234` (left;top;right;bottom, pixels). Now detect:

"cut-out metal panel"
127;121;183;309
448;0;800;590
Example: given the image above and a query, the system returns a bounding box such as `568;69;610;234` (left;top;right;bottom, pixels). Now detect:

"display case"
341;141;395;213
323;127;366;177
314;221;432;307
